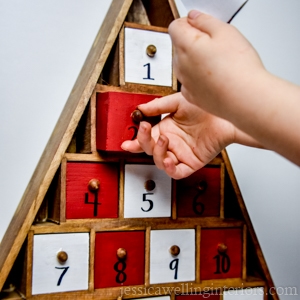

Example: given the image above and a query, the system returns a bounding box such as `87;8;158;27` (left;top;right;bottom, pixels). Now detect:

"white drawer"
124;164;172;218
32;233;89;295
123;26;172;87
150;229;195;284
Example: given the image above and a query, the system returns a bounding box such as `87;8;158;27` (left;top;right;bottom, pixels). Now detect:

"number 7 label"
32;233;89;295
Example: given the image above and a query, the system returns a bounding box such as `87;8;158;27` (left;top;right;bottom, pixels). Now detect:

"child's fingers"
152;135;170;170
163;159;195;180
136;122;156;155
137;93;182;117
187;10;226;37
120;139;143;153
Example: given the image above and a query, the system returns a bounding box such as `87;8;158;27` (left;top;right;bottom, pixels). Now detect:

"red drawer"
94;231;145;288
177;167;221;217
96;91;161;151
200;228;242;280
66;162;119;219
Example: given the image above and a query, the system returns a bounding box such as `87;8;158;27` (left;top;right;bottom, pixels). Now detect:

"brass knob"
116;248;127;260
144;179;156;191
88;179;100;192
57;250;68;263
146;44;157;57
169;245;180;256
131;109;144;123
196;180;208;192
217;243;228;254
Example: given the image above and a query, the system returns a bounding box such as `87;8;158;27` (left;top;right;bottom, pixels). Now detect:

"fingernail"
157;136;164;147
188;10;201;19
140;122;147;132
120;143;128;151
163;158;169;168
137;104;145;109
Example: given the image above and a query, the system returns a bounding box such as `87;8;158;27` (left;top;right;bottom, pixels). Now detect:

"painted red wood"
177;167;221;217
96;91;161;151
176;294;220;299
200;228;242;280
66;162;119;219
94;231;145;288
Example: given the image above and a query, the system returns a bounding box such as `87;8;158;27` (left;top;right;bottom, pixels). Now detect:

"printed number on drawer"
124;164;172;218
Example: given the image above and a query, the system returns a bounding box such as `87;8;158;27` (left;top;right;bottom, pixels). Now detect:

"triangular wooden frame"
0;1;278;299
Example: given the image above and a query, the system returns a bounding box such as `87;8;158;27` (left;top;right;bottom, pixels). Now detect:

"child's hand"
168;11;266;121
121;93;260;179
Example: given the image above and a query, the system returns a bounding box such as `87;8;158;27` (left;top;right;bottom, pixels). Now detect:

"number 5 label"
124;164;172;218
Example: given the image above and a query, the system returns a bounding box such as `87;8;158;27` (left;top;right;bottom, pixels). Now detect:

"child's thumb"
187;10;225;35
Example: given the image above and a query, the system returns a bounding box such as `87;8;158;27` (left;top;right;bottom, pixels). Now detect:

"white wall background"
0;0;299;299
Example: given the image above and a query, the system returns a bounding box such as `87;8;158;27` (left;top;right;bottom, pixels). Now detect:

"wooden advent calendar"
0;1;278;299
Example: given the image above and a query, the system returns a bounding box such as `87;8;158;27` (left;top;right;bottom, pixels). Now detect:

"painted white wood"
124;27;172;86
124;164;172;218
223;287;265;299
32;233;89;295
150;229;195;284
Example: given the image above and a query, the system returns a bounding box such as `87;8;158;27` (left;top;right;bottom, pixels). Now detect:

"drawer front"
124;27;172;87
96;91;161;151
94;231;145;288
66;162;119;219
200;228;242;280
177;167;221;217
124;164;172;218
32;233;89;295
150;229;195;284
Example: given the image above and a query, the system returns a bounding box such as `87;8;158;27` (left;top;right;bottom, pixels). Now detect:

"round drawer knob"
57;250;68;263
131;109;144;123
217;243;228;253
146;44;157;57
88;179;100;192
169;245;180;256
144;179;156;191
116;248;127;260
196;180;208;192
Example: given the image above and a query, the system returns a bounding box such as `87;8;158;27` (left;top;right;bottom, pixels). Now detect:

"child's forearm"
227;70;300;165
